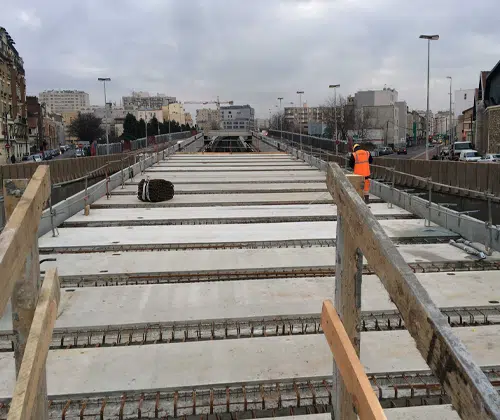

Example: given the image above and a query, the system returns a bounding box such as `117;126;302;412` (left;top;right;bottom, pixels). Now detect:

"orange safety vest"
353;149;371;177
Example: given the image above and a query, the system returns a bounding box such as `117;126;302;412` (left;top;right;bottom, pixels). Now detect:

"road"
383;144;427;160
53;149;76;159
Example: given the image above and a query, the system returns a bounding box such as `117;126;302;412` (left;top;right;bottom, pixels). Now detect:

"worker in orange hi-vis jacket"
348;144;373;204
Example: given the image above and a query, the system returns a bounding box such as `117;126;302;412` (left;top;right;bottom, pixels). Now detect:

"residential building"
39;89;90;114
457;106;474;142
162;103;185;124
0;27;28;159
283;105;323;132
407;110;426;144
454;89;475;117
184;112;193;126
434;110;453;137
255;118;270;130
27;96;60;151
415;109;434;138
474;61;500;153
349;88;403;145
196;108;219;130
220;105;255;130
395;101;407;143
61;111;79;143
123;91;176;110
136;109;164;123
354;88;398;107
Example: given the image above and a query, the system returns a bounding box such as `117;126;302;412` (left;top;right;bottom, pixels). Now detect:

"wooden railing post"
332;173;364;420
2;168;50;420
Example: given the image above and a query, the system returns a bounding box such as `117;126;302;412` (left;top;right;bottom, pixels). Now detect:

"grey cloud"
3;0;500;117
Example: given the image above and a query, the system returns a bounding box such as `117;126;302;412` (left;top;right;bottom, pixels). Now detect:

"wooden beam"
321;301;386;420
332;174;364;420
327;162;500;420
7;268;60;420
0;165;50;315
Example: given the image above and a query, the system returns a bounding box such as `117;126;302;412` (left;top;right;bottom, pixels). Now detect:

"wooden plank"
326;162;500;420
321;301;386;420
7;269;60;420
332;173;363;420
0;165;50;315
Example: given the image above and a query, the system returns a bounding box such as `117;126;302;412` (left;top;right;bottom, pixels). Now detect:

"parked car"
75;148;84;157
395;146;407;155
378;147;393;156
450;141;475;160
481;153;500;162
22;154;43;162
458;150;482;162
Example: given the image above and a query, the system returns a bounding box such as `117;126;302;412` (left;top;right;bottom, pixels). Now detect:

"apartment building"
184;112;193;126
220;105;254;130
123;92;176;110
27;96;61;151
434;110;454;137
162;103;185;124
137;109;164;123
0;27;28;159
454;89;475;117
196;108;220;130
39;90;89;114
284;105;323;132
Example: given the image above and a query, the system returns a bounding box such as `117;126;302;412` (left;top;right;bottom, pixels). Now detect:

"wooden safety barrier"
321;301;386;420
0;165;59;419
326;162;500;420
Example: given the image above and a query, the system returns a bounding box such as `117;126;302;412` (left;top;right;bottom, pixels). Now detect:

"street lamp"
98;77;111;155
277;97;283;139
297;91;304;151
329;84;340;155
446;76;453;144
419;34;439;160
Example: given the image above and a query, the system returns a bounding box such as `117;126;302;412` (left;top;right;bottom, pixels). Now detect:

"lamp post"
419;35;439;160
98;77;111;154
277;97;283;139
329;84;340;154
297;91;304;152
446;76;453;144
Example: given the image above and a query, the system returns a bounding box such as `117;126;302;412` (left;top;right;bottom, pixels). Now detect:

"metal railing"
96;131;193;155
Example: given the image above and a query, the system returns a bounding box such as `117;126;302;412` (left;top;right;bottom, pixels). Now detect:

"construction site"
0;131;500;419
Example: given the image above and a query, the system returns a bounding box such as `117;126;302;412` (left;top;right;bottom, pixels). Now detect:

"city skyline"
3;0;499;118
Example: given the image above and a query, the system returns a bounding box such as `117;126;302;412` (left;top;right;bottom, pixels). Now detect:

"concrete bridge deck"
0;149;498;419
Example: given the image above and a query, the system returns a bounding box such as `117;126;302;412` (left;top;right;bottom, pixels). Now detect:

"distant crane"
183;96;234;120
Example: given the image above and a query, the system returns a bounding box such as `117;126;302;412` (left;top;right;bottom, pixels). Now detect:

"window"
464;93;467;100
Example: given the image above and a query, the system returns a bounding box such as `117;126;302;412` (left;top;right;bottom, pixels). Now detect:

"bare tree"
270;111;294;132
320;95;352;140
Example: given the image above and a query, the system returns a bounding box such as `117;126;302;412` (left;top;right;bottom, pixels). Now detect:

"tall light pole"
419;34;439;160
98;77;111;154
329;84;340;154
446;76;453;144
277;97;283;139
297;91;304;152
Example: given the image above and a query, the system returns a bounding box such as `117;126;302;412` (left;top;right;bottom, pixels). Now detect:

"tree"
68;113;104;144
123;113;138;139
149;116;159;135
137;118;146;138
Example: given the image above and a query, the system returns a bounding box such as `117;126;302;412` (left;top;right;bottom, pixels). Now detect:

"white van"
458;150;482;162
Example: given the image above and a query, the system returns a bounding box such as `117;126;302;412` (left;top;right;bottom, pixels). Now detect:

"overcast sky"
4;0;500;118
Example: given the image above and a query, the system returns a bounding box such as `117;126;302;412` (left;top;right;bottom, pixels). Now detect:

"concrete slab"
93;192;334;207
170;154;291;159
134;172;326;183
157;162;309;167
0;326;499;398
258;407;460;420
120;182;327;194
63;204;411;226
2;271;498;332
32;243;500;279
147;166;318;172
39;220;456;251
259;408;460;420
